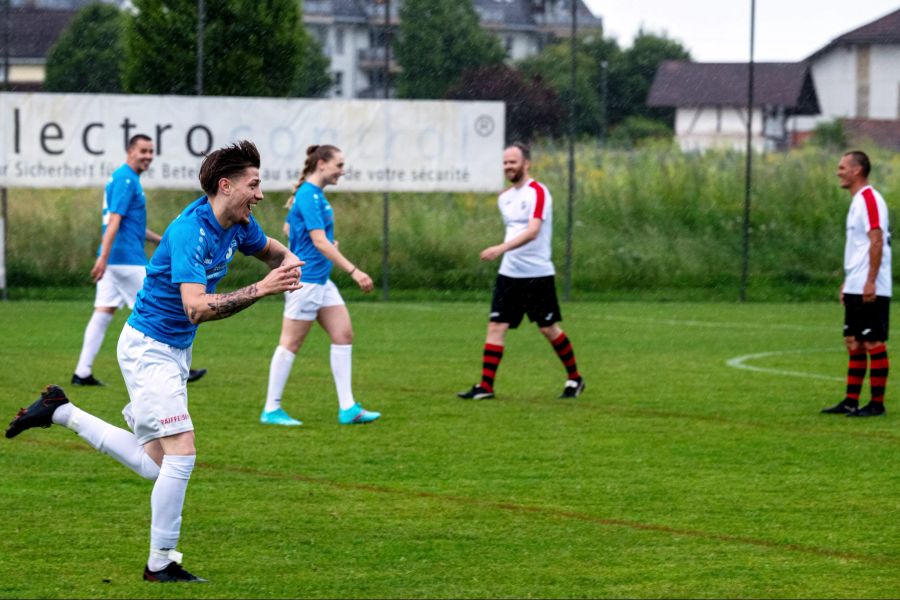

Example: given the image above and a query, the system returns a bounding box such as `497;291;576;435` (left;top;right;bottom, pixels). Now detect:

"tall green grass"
6;144;898;299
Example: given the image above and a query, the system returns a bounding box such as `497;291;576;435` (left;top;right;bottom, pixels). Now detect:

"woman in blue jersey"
261;144;380;426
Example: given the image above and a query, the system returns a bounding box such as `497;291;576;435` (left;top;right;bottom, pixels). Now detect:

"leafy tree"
445;64;563;143
809;119;847;149
123;0;328;97
519;30;690;140
44;3;125;93
612;30;691;125
394;0;506;99
518;37;604;136
122;0;197;95
294;33;332;98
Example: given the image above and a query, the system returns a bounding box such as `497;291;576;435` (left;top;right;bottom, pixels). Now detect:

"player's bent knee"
139;452;161;480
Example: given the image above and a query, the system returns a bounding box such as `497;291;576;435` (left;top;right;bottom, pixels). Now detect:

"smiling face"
503;146;528;185
221;167;263;225
836;154;864;191
318;151;345;187
126;139;154;174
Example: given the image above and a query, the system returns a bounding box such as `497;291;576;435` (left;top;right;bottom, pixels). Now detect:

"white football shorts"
117;323;193;445
283;279;345;321
95;264;146;309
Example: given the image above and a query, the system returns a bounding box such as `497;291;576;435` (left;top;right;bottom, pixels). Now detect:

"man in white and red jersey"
457;142;584;400
822;150;891;417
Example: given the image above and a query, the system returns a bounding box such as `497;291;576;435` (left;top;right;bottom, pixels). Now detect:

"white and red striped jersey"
498;178;555;278
844;185;892;297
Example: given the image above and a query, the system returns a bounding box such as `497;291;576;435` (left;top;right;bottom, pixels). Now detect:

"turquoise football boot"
260;407;302;426
338;403;381;425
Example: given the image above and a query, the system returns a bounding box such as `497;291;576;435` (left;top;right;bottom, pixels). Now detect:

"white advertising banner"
0;93;505;192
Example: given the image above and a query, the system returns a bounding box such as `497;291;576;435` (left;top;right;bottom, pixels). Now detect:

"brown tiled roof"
809;8;900;60
842;118;900;152
646;60;820;115
0;7;78;60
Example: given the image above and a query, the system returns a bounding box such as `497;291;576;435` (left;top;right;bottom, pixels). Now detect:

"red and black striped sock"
480;343;504;392
868;344;889;404
845;348;867;403
551;333;581;381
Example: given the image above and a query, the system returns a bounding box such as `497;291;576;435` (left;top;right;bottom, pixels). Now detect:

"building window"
335;28;345;55
333;72;344;97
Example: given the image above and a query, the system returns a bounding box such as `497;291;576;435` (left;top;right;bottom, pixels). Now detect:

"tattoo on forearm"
207;284;259;319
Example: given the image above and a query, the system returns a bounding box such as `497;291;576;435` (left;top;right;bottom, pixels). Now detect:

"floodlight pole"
564;0;577;301
740;0;755;302
381;0;391;300
196;0;204;95
3;0;9;92
2;0;9;300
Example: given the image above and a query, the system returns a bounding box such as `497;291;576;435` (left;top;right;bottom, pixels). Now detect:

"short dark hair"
127;134;152;150
844;150;871;178
199;140;261;196
506;141;531;161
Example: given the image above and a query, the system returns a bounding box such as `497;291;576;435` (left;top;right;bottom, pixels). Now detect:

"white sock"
331;344;356;411
264;346;295;413
75;311;114;378
149;454;195;571
60;404;160;480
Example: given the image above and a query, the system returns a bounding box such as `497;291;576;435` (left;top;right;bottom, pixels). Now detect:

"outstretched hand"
260;261;304;296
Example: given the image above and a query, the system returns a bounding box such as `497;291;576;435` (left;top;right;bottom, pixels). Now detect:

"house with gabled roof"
804;6;900;123
646;61;820;152
0;5;78;91
647;6;900;151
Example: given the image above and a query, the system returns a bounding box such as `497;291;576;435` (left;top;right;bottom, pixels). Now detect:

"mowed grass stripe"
4;300;900;597
17;435;896;568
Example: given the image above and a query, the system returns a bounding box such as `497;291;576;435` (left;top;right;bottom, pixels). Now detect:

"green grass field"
2;299;900;598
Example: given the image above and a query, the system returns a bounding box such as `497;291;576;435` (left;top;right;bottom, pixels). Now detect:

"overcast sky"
581;1;900;61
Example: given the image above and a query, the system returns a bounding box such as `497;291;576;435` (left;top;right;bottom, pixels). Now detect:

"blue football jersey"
99;164;148;265
286;181;334;285
128;197;268;348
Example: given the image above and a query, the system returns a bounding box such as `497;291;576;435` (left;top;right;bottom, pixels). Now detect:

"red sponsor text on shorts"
159;413;190;425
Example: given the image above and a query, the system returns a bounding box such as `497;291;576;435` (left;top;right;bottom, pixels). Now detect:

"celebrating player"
822;150;892;417
457;142;585;400
260;144;380;426
71;134;206;387
6;140;303;582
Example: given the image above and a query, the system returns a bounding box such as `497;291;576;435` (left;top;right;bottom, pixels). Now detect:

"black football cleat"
846;402;886;417
71;373;104;386
559;378;586;399
186;368;208;384
6;385;70;439
821;399;858;414
143;562;208;583
457;385;495;400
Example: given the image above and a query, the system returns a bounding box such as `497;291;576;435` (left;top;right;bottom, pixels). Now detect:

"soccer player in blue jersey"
7;140;303;582
261;144;380;426
72;134;207;386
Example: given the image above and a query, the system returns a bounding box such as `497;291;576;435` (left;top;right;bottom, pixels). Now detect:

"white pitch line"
726;348;844;381
590;314;833;332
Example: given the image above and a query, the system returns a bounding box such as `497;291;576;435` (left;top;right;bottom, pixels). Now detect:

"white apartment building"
302;0;601;98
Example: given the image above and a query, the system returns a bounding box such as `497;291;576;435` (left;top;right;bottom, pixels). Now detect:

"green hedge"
6;144;898;300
